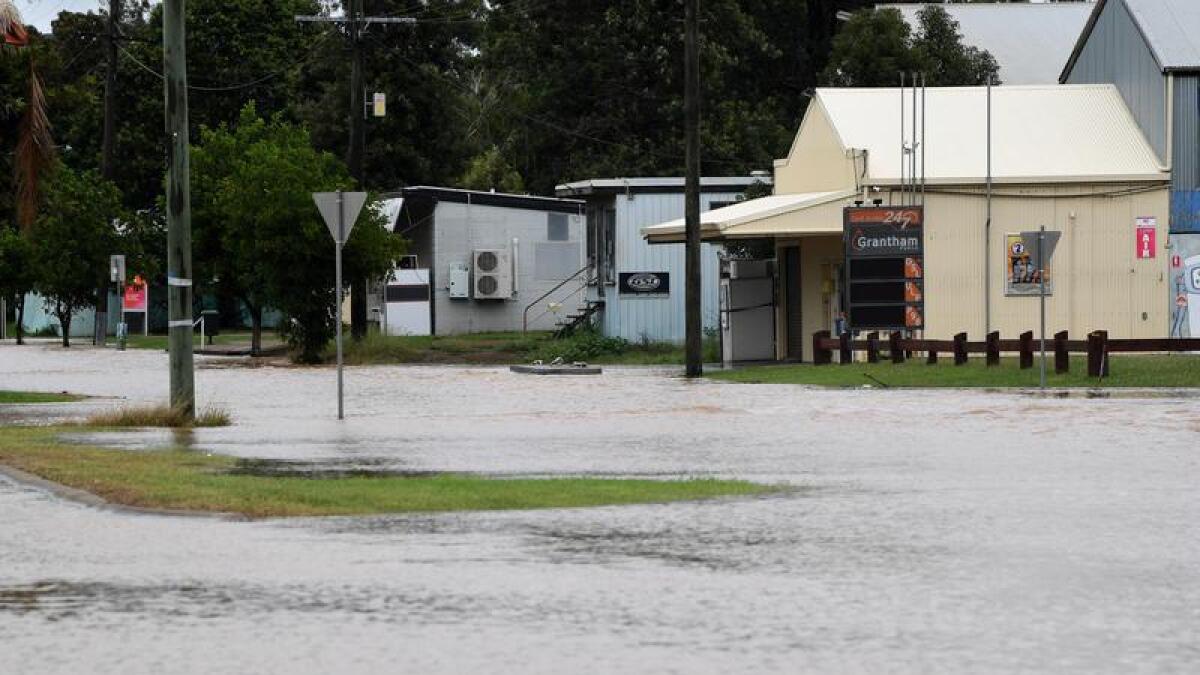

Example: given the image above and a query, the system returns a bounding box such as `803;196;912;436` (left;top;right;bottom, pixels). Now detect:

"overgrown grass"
710;355;1200;388
81;405;232;428
332;329;718;366
0;390;83;404
0;427;774;518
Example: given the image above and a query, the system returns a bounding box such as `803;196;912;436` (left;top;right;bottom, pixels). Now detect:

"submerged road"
1;345;1198;673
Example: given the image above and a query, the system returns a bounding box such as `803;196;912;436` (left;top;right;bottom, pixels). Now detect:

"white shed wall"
432;201;585;335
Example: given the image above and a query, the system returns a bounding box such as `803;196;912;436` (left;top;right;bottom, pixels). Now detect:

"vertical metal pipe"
921;73;926;206
985;76;993;335
163;0;194;417
1039;226;1046;390
336;190;345;420
911;72;917;204
902;72;907;201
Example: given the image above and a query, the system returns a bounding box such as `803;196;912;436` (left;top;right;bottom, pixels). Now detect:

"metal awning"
642;190;856;243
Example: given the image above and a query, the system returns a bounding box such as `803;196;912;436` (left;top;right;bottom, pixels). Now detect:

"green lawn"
333;330;719;366
710;355;1200;388
0;390;83;404
0;427;774;518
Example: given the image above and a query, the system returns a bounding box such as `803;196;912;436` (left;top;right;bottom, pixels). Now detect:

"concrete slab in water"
510;364;602;375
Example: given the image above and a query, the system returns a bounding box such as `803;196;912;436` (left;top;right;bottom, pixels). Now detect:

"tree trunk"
59;305;72;348
15;295;25;346
250;304;262;356
351;275;368;340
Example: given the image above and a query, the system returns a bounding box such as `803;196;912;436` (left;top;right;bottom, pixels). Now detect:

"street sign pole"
336;191;345;420
1039;225;1047;390
313;190;366;420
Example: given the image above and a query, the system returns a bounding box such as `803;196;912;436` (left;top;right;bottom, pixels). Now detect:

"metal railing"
523;265;592;334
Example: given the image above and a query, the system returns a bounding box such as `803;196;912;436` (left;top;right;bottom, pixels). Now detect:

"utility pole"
296;6;413;341
684;0;702;377
163;0;194;417
95;0;121;347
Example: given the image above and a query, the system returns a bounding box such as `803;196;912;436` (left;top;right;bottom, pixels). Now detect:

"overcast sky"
15;1;109;31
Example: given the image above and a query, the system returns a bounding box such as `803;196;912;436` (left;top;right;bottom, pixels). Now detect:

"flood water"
1;345;1198;673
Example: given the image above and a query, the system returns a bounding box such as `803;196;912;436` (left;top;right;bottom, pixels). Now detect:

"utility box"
472;249;512;300
448;263;470;299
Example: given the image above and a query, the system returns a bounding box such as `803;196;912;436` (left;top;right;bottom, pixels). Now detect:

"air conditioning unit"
472;249;512;300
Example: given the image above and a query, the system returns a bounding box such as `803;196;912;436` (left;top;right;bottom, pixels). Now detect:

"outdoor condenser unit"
472;249;512;300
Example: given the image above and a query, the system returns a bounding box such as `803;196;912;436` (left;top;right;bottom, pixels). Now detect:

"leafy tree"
822;6;999;87
458;145;525;193
31;165;124;347
0;227;35;344
192;103;404;361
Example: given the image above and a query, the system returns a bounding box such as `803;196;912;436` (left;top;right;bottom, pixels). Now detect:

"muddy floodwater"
1;345;1198;674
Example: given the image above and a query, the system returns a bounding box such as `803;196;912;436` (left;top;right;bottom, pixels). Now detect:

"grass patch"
0;390;83;404
710;355;1200;388
81;405;232;428
0;427;774;518
333;329;719;366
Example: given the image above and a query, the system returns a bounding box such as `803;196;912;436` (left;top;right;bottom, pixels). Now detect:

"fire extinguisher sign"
1135;217;1156;260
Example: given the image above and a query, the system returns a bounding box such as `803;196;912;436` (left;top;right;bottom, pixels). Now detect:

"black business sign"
619;272;670;295
843;206;925;331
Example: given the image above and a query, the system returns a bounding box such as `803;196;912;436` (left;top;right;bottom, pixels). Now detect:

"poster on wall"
1005;234;1054;296
1169;234;1200;338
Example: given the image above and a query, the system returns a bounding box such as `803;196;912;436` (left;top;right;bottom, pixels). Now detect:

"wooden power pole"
684;0;702;377
95;0;121;346
296;5;413;340
163;0;194;417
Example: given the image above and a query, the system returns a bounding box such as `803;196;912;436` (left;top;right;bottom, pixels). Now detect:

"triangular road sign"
313;191;368;244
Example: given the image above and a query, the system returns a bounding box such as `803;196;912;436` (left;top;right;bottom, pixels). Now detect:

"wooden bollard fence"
839;331;852;365
953;332;968;365
889;331;904;364
926;347;938;364
1054;331;1069;373
812;330;832;365
985;331;1000;366
1087;330;1110;377
866;332;880;363
1019;331;1034;369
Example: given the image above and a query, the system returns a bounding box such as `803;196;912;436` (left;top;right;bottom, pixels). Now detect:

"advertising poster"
123;277;148;312
1005;234;1053;296
1169;234;1200;338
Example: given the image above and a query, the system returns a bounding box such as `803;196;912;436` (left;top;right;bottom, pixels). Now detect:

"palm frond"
0;0;29;47
15;59;55;231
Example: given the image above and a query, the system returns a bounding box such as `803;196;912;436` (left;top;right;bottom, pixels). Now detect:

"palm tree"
1;0;55;232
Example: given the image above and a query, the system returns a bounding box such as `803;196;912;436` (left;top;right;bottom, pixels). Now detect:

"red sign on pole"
1136;227;1156;259
123;280;147;312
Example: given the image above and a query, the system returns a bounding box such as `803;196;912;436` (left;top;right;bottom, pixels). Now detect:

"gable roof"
878;2;1094;85
812;84;1167;185
1063;0;1200;77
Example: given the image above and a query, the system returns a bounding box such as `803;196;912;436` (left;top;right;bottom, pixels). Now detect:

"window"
548;213;569;241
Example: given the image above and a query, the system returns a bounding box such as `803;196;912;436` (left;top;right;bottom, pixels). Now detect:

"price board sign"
843;206;924;331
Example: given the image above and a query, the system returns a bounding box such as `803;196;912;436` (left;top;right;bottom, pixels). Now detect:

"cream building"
645;84;1170;361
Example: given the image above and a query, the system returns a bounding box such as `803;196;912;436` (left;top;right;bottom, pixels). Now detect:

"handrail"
523;265;592;333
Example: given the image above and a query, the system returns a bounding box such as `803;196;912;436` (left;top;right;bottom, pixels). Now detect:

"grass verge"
0;390;83;404
122;332;280;351
332;329;719;366
0;427;774;518
80;405;232;428
709;355;1200;388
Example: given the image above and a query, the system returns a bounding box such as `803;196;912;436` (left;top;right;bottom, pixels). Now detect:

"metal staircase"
553;299;605;338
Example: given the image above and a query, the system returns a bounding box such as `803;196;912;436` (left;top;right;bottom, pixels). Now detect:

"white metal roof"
879;2;1095;85
555;176;769;196
815;84;1168;185
642;191;855;242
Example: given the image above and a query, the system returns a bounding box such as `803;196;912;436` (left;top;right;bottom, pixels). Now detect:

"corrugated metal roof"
1065;0;1200;75
879;2;1095;84
1123;0;1200;70
816;84;1168;185
642;191;855;242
